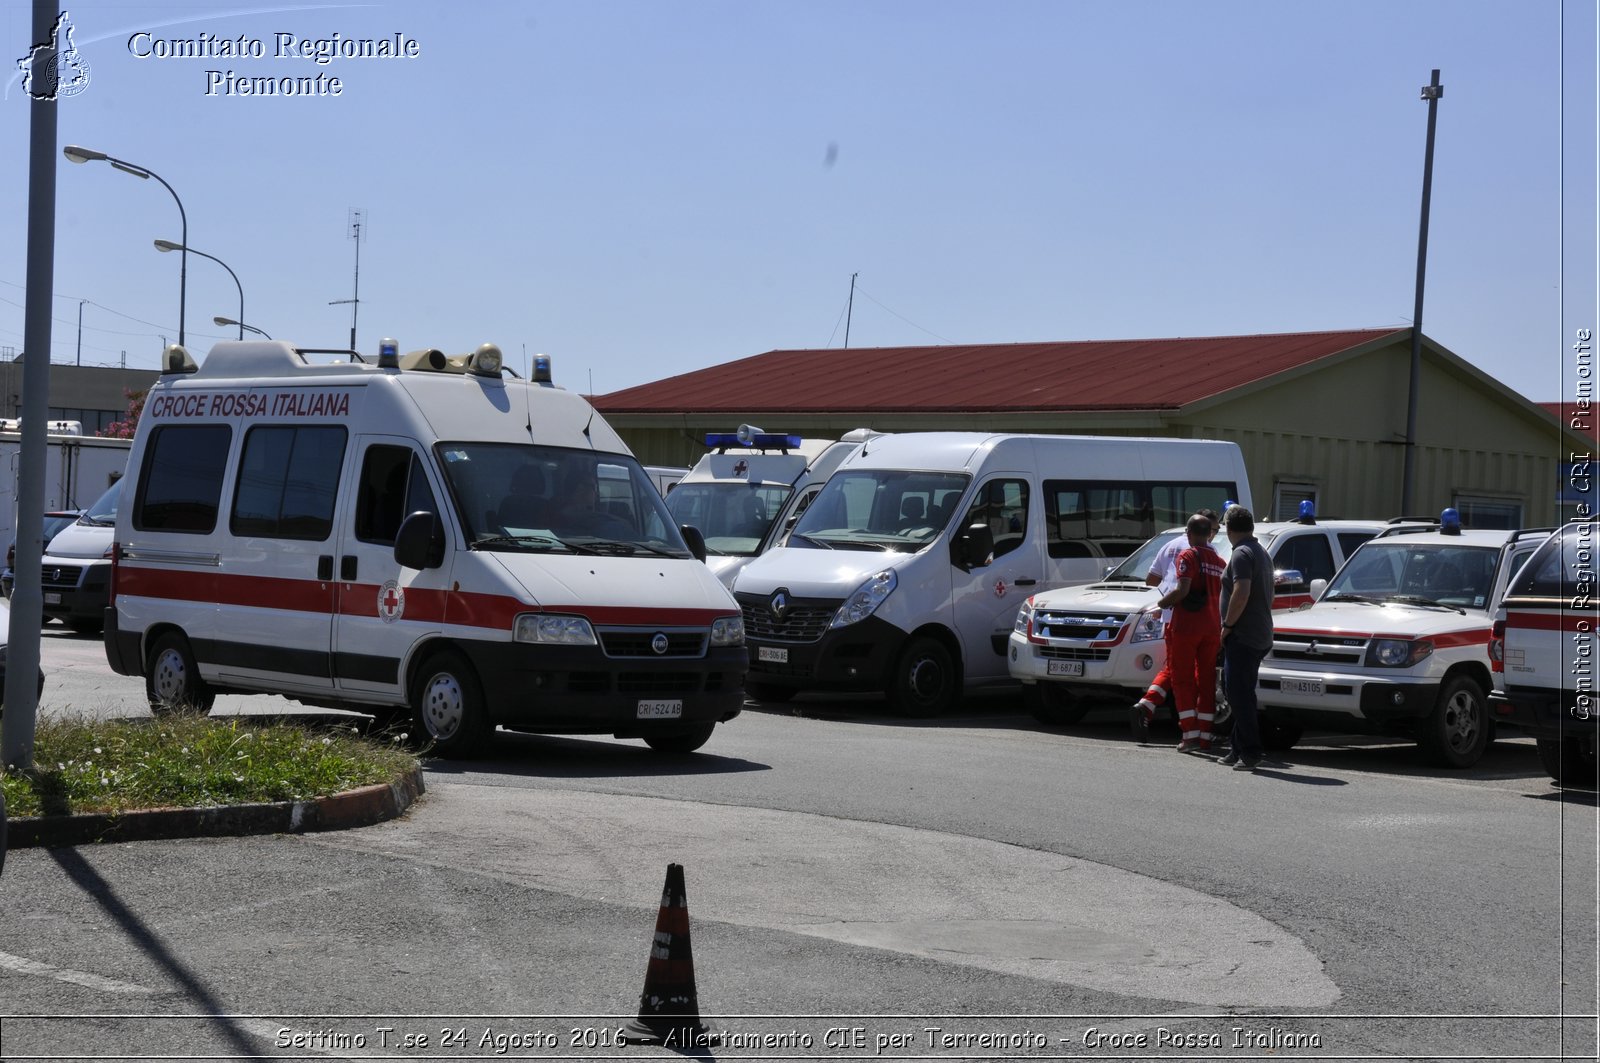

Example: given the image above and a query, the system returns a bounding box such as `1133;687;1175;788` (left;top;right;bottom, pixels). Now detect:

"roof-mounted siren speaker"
470;343;503;378
533;353;552;384
735;424;765;446
162;344;198;374
378;337;400;369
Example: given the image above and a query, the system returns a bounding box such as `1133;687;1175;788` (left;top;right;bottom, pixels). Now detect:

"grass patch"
0;714;420;818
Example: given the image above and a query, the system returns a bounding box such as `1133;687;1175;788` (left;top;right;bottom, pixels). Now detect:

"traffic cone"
620;863;717;1047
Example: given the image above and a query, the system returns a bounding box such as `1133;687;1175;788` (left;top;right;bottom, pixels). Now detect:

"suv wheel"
1418;675;1488;768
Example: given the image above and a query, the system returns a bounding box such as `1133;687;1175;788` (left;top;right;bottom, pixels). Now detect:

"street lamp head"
153;239;184;253
213;316;234;327
62;145;108;164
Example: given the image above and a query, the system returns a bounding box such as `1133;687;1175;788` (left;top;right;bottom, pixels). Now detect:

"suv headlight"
832;568;897;628
514;613;597;646
1366;638;1432;667
1130;609;1164;644
711;615;744;646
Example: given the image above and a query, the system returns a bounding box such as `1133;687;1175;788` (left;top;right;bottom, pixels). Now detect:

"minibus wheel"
146;631;215;715
889;636;957;717
643;724;715;754
411;650;490;757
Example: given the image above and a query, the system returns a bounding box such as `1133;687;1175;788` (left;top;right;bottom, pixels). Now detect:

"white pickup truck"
1255;515;1548;767
1489;522;1598;785
1009;518;1391;727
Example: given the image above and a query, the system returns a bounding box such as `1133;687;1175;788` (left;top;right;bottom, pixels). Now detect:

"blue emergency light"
1440;507;1462;535
704;431;803;451
533;354;552;384
1297;499;1316;524
378;337;400;369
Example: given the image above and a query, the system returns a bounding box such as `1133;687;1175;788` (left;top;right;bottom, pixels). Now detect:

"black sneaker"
1217;751;1240;767
1129;703;1152;744
1232;757;1261;772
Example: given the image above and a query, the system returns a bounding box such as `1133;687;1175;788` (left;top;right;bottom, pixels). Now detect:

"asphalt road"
0;625;1595;1062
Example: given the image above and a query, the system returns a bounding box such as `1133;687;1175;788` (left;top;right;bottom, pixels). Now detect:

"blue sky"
2;1;1594;403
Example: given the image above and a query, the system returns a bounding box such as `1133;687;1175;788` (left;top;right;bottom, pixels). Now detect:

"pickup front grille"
1034;610;1131;642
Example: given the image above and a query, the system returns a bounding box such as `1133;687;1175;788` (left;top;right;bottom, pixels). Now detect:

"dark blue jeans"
1224;639;1269;761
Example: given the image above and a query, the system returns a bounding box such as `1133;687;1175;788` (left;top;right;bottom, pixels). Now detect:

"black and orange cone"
621;863;717;1047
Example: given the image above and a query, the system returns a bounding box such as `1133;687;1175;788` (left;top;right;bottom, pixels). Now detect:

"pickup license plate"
43;592;60;605
1281;677;1324;696
1047;660;1085;677
637;700;683;720
758;646;788;664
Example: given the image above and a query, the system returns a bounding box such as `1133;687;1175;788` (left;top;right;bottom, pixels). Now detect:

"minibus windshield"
789;470;969;553
665;482;793;557
438;443;693;558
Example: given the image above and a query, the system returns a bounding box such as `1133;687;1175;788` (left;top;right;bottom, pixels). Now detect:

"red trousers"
1167;622;1221;746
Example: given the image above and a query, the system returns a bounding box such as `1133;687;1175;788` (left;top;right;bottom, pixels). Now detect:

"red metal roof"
593;328;1408;414
1540;402;1598;443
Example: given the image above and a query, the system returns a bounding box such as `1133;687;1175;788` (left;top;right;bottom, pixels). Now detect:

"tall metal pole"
75;297;84;365
1402;69;1443;514
5;0;61;771
844;272;857;349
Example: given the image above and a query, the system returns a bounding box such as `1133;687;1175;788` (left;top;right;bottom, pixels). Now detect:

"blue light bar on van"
704;432;804;450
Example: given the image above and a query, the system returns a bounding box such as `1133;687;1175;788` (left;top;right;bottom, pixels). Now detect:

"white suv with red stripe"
1489;522;1598;785
1256;515;1546;767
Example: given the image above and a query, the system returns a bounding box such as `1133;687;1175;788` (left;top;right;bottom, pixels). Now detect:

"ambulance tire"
1537;737;1598;788
145;631;215;716
743;681;796;704
1417;674;1488;768
888;636;958;718
643;724;715;754
1026;683;1089;726
411;650;491;758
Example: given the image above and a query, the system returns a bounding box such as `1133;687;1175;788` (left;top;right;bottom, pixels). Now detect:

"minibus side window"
1045;480;1237;560
355;445;438;546
961;478;1030;560
134;424;233;533
231;425;347;541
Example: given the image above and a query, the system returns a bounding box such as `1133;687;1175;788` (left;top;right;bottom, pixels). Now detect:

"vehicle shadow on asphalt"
420;730;772;780
744;691;1033;729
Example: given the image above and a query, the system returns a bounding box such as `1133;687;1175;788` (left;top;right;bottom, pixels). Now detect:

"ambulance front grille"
41;564;84;589
598;629;707;658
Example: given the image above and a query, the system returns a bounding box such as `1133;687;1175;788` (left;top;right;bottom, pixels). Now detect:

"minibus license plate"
1282;677;1324;696
1047;660;1085;677
637;700;683;720
43;592;60;605
758;646;788;664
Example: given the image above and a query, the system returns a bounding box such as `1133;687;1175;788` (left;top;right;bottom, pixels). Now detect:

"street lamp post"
75;298;84;366
62;145;188;346
213;316;271;339
156;239;241;339
1401;70;1443;515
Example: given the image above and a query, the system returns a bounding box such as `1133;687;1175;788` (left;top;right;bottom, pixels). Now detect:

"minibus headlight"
832;568;897;628
710;615;745;646
1130;609;1164;644
514;613;597;646
1367;637;1432;667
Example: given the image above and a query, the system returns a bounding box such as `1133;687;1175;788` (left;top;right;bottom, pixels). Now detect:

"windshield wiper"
1323;592;1379;605
1388;594;1466;614
562;537;685;557
791;533;834;550
471;533;564;551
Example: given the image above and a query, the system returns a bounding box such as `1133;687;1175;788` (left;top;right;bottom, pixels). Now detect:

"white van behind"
105;340;747;756
732;432;1250;715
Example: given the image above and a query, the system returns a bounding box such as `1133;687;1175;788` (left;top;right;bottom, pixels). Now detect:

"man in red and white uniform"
1156;513;1226;753
1132;509;1219;739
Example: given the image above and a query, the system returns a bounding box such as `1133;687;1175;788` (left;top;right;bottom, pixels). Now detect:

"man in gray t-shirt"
1219;505;1275;770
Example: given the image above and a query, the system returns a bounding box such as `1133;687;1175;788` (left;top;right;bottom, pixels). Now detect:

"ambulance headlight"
710;616;745;647
1366;638;1432;667
1130;609;1164;644
515;613;596;646
832;568;897;628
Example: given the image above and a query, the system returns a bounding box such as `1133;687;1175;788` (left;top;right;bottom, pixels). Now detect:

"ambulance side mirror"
952;522;993;571
395;511;445;570
679;524;708;563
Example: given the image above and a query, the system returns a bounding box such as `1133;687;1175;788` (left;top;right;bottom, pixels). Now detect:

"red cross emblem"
733;459;748;476
993;578;1007;598
378;579;405;623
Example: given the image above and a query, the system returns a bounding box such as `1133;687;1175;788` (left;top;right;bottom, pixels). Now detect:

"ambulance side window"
134;424;233;533
355;445;436;546
231;425;347;541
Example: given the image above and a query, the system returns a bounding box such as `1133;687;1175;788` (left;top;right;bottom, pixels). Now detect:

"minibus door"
950;476;1039;682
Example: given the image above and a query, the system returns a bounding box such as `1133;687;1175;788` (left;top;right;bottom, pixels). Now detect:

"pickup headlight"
514;613;597;646
832;568;897;628
1130;609;1164;644
1366;638;1432;668
1014;597;1035;634
710;615;744;646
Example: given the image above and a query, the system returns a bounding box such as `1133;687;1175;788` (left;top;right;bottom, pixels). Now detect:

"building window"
1453;496;1522;530
1272;482;1319;522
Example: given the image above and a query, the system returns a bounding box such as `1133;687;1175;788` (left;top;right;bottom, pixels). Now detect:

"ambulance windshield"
439;443;692;557
664;483;792;557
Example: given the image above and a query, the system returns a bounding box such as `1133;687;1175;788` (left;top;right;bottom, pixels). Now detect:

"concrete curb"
4;766;425;849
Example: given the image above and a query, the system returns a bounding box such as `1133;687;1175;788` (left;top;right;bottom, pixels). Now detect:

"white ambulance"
1255;511;1547;766
664;426;879;589
732;432;1250;715
104;340;747;757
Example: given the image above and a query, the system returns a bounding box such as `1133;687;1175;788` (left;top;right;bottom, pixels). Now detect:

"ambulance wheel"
1027;683;1089;726
744;682;796;704
411;650;490;758
1537;737;1598;787
1418;674;1488;768
643;724;715;754
888;636;958;717
145;632;215;716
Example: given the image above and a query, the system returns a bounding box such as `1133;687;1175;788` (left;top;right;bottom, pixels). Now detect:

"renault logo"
651;632;669;655
769;590;790;620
